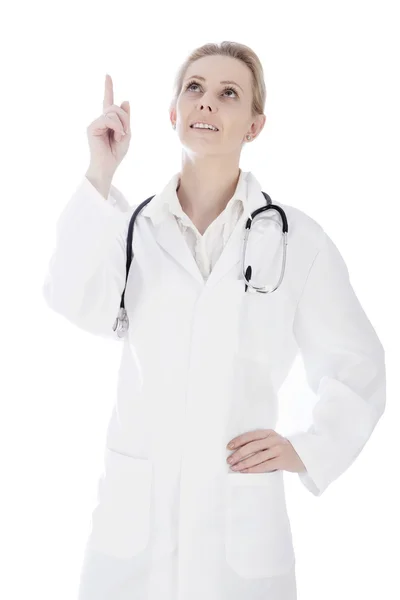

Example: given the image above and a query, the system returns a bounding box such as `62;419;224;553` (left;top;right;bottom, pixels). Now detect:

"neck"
176;155;241;224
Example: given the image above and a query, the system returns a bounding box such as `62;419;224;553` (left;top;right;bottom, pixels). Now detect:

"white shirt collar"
144;169;250;227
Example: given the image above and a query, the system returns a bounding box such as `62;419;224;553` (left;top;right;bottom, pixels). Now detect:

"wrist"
85;167;114;201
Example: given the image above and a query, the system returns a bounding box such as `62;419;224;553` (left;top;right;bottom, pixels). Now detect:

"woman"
42;41;386;600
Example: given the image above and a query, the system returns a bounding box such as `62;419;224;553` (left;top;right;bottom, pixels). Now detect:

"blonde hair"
169;41;267;118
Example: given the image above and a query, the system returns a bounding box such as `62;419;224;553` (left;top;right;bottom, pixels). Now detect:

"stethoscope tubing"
242;194;288;294
113;192;289;336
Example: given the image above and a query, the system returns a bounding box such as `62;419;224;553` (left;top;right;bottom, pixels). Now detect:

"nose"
197;101;217;116
196;94;215;113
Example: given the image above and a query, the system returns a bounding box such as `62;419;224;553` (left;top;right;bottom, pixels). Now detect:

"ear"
169;106;177;127
253;114;266;138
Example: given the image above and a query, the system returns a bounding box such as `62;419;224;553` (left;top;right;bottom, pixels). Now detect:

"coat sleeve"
42;175;135;341
285;230;386;497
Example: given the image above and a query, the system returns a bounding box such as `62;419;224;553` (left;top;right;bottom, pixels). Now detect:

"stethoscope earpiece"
241;193;288;294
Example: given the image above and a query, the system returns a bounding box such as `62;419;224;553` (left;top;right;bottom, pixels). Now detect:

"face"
170;55;266;158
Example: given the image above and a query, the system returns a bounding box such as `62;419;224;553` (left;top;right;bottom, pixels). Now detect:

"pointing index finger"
103;73;114;112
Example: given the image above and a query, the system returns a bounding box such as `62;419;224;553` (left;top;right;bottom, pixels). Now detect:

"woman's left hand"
226;429;306;474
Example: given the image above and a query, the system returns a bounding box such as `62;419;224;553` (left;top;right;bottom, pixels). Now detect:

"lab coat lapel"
205;173;267;290
204;209;246;289
150;215;205;286
139;171;266;289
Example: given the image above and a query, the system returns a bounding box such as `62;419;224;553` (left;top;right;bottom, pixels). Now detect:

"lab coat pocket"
88;448;153;559
235;281;293;365
225;470;295;578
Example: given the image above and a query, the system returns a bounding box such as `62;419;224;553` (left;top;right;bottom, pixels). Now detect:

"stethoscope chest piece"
112;307;130;338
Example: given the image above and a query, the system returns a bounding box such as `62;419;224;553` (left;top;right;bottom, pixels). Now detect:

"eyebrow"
185;75;244;93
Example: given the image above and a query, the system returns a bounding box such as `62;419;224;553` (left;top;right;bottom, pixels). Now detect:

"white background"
1;1;399;598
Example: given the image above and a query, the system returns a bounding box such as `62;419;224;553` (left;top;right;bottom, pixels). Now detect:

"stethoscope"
112;191;288;338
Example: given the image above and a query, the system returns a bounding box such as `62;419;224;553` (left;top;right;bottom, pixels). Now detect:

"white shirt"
145;169;250;280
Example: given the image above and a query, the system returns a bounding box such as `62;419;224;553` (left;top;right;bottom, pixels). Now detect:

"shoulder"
272;200;346;291
274;200;326;255
108;183;151;215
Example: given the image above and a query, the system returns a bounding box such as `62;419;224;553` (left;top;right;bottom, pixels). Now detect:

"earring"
172;123;176;129
246;134;252;141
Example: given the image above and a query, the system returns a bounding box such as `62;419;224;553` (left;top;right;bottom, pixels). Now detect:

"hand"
226;428;307;474
86;73;131;179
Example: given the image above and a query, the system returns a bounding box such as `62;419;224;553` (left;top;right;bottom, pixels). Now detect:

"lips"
190;121;219;131
190;125;219;132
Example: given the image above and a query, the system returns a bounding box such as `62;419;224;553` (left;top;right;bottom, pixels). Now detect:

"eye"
185;80;238;98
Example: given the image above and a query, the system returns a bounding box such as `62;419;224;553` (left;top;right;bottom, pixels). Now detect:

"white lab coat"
42;172;386;600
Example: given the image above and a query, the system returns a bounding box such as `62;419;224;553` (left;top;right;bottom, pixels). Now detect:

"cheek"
226;117;247;137
174;96;186;116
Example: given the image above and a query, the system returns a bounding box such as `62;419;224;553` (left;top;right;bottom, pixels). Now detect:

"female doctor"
42;42;386;600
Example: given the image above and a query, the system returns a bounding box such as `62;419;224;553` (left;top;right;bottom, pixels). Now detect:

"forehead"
184;55;251;91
